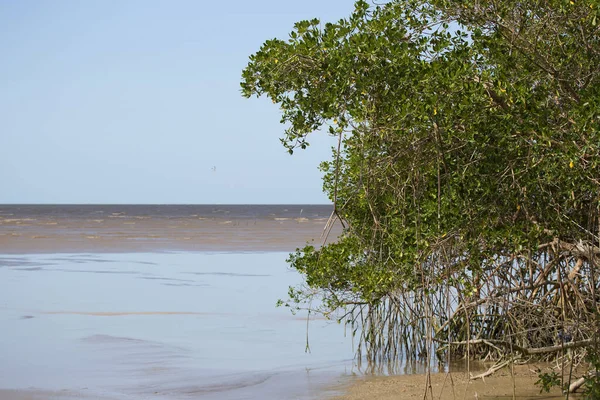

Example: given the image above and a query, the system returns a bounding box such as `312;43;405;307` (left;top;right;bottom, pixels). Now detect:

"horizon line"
0;203;334;206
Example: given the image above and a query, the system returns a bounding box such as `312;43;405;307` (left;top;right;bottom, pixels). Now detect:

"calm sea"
0;205;354;400
0;204;339;253
0;204;333;220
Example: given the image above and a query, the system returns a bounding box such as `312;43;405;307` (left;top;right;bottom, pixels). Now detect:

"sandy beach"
330;364;575;400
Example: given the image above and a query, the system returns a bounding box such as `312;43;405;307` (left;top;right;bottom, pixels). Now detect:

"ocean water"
0;206;353;400
0;204;335;220
0;204;339;253
0;252;357;399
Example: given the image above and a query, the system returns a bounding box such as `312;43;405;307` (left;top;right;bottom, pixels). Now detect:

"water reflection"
0;252;355;400
354;357;489;376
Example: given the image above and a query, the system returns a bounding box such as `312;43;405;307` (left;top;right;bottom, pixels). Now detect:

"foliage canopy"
242;0;600;379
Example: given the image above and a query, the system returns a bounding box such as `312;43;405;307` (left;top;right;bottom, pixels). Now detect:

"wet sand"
331;364;580;399
0;364;574;400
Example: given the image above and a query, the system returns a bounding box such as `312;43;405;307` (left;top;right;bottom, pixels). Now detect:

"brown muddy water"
0;204;340;253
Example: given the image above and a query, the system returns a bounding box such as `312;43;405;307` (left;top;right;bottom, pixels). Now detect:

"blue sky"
0;0;357;204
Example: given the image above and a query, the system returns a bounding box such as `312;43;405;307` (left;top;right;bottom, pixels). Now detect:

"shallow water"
0;252;356;399
0;205;341;253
